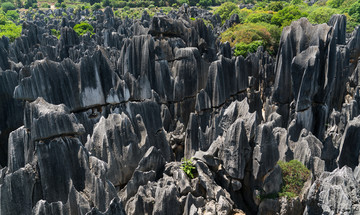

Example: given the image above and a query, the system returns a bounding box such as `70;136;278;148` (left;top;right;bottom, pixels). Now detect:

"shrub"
102;0;110;7
6;10;19;21
308;7;339;24
91;2;101;10
349;1;360;22
61;2;66;8
89;0;101;5
278;160;310;198
181;158;196;179
214;2;241;23
32;3;37;8
271;5;308;27
327;0;345;8
0;16;22;42
1;2;15;13
51;28;60;38
234;40;263;57
266;1;283;12
221;22;281;55
55;2;61;7
41;3;50;8
198;0;211;8
0;13;7;25
73;22;94;36
245;12;273;24
24;0;37;9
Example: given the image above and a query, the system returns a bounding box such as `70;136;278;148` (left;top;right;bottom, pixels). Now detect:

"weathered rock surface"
0;6;359;215
304;166;360;214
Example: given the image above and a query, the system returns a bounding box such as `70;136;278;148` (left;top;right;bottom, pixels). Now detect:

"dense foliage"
215;0;360;57
234;41;263;57
214;2;241;23
0;10;21;41
73;22;94;36
278;160;310;198
221;22;281;55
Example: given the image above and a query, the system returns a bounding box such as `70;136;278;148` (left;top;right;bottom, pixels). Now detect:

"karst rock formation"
1;5;360;215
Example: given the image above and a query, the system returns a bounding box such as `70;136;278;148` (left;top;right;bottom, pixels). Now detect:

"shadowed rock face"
1;7;360;215
272;16;349;140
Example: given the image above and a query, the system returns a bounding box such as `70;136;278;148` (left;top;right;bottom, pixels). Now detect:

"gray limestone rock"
262;164;282;195
85;113;142;187
337;116;360;169
153;183;181;215
257;199;280;215
328;14;346;45
252;121;279;186
0;69;23;166
119;146;166;203
24;98;85;141
14;48;119;111
304;166;360;214
7;126;32;173
0;164;36;215
293;129;325;178
218;118;250;180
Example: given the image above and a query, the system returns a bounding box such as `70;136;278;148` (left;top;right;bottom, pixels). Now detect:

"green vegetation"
214;2;241;23
73;22;94;36
214;0;360;57
271;5;308;27
308;7;338;24
234;41;263;57
0;10;21;42
278;160;310;198
181;158;196;179
6;10;19;21
1;2;15;13
51;28;60;38
40;2;50;8
91;2;101;10
221;22;281;55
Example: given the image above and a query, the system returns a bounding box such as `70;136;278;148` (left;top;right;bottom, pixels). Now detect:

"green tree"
266;1;283;12
189;0;199;6
271;5;308;27
308;7;339;24
102;0;110;7
198;0;211;7
327;0;345;8
89;0;100;6
214;2;240;23
349;1;360;22
1;2;15;13
245;12;273;24
15;0;22;8
0;14;22;42
221;22;281;55
91;2;101;9
5;10;19;21
234;40;263;57
73;22;94;36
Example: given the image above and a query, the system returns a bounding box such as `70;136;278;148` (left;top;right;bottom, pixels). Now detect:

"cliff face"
0;5;360;215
